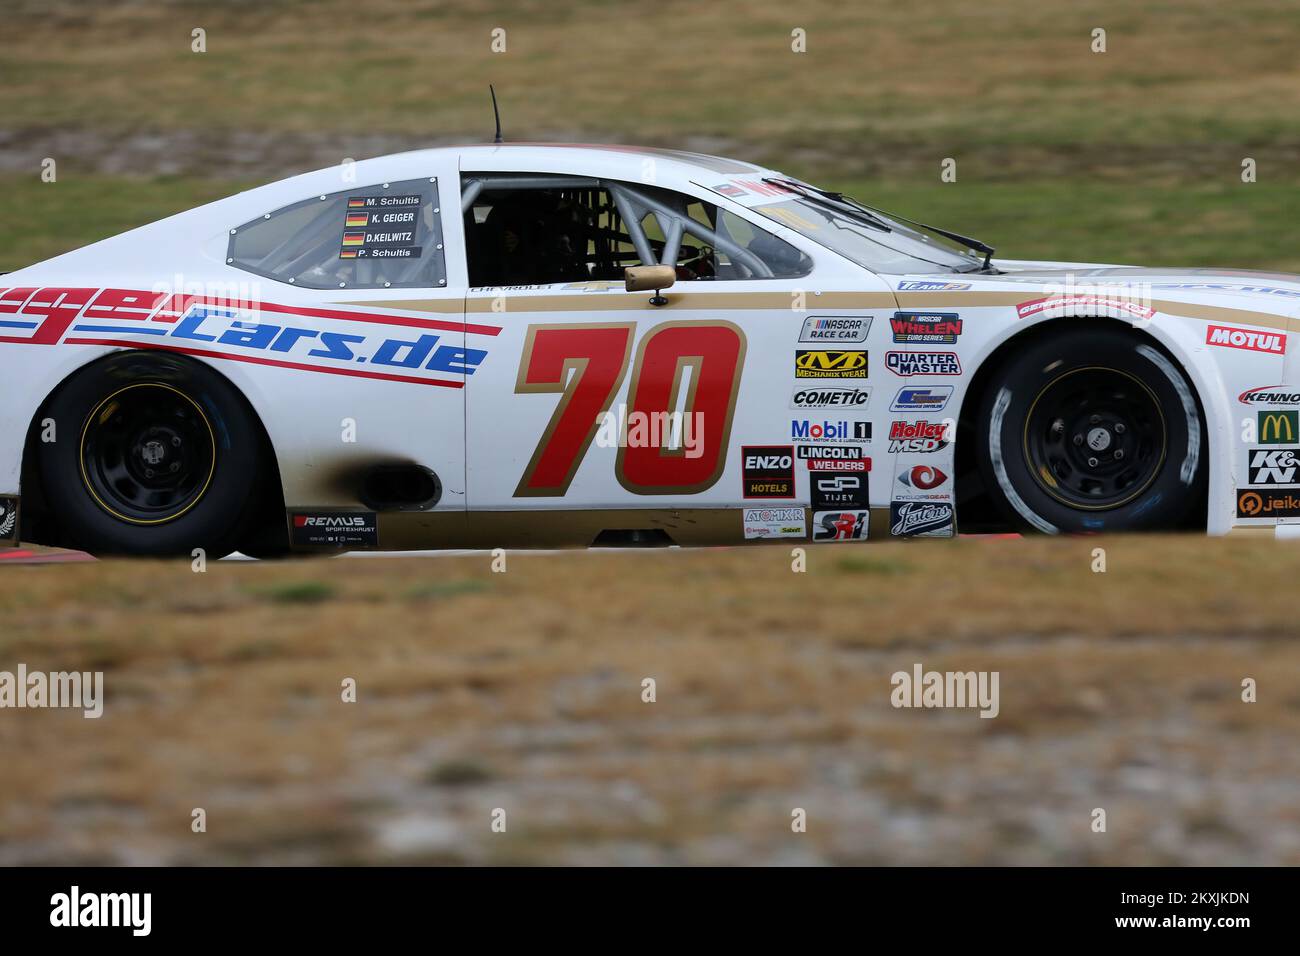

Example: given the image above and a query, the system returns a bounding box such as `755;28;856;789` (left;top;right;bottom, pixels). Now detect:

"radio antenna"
490;85;503;144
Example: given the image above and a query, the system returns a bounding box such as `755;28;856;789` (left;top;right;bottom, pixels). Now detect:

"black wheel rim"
1022;367;1167;511
79;383;216;525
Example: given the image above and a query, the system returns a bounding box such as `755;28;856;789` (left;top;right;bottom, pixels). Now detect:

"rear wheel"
38;353;269;557
977;327;1205;533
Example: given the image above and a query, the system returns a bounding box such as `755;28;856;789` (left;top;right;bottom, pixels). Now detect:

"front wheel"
38;352;269;557
977;327;1205;533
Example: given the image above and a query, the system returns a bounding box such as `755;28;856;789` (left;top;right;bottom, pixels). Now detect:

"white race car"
0;143;1294;555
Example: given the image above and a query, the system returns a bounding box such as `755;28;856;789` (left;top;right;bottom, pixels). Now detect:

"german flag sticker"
347;198;368;209
342;231;366;247
345;212;369;227
339;248;359;259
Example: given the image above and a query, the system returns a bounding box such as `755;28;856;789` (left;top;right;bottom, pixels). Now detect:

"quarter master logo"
794;349;868;379
885;351;961;377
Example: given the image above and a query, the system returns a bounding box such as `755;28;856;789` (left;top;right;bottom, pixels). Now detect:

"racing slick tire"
976;326;1205;534
37;352;269;558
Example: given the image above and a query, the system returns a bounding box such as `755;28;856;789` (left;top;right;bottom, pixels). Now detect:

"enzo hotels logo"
1258;410;1299;444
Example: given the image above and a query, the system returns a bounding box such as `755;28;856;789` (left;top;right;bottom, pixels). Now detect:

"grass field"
2;536;1298;865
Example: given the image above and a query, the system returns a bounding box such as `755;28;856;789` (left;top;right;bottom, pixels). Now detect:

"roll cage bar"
459;173;773;278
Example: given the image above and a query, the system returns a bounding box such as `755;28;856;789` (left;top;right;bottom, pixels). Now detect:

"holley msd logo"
888;420;951;453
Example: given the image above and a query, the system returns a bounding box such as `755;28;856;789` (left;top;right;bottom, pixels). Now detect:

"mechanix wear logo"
1257;410;1299;444
794;350;868;379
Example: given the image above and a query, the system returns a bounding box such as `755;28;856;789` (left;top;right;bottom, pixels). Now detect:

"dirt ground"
1;534;1297;865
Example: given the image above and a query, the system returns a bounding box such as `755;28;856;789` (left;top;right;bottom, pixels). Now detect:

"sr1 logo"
813;510;869;541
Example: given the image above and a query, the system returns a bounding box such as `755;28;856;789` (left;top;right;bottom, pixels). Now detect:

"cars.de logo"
794;350;868;379
1207;324;1286;354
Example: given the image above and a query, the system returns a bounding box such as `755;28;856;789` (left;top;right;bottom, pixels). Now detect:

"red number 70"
513;322;746;497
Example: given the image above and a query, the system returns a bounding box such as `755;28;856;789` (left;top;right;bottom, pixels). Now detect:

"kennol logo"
1239;385;1300;405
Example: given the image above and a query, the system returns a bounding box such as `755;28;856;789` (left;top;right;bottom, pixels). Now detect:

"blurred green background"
3;0;1299;272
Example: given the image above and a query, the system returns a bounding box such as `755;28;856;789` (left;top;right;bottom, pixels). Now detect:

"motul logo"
1207;325;1286;354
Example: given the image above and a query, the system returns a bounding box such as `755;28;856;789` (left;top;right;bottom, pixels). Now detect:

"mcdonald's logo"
794;350;868;379
1257;410;1299;445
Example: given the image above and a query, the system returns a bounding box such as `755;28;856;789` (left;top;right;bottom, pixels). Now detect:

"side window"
228;177;447;290
461;175;812;287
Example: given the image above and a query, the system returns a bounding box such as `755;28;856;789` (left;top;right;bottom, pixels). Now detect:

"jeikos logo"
791;419;871;444
885;351;961;377
790;386;871;410
888;420;951;453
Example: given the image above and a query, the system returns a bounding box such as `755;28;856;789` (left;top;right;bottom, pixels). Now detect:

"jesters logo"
888;420;951;453
890;501;954;537
0;497;17;542
896;464;950;499
890;312;962;344
885;351;961;377
1247;448;1300;485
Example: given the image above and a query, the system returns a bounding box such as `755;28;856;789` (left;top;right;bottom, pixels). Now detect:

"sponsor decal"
796;444;863;460
807;457;869;472
791;419;871;443
794;349;868;379
790;386;871;410
742;445;795;499
743;507;806;539
813;510;869;541
1237;489;1300;518
1247;448;1300;485
338;194;423;259
291;512;379;548
895;464;950;499
896;280;972;292
890;385;953;413
885;350;961;377
811;472;870;510
1016;295;1155;321
0;496;17;543
799;315;870;343
889;312;962;344
1152;282;1300;298
1206;324;1286;355
890;501;955;537
0;286;500;388
1239;385;1300;405
1257;410;1299;445
888;420;951;453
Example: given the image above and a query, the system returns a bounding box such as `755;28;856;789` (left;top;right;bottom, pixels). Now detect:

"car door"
462;173;893;545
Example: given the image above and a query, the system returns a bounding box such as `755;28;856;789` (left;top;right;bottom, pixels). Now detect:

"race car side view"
1;143;1295;556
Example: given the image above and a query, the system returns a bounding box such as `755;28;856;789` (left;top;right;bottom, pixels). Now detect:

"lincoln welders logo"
0;498;17;541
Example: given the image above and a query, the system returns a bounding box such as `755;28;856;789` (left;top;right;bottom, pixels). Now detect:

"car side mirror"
625;265;676;306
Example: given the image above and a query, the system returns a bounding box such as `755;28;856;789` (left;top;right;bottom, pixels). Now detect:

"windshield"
752;193;984;275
